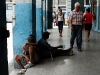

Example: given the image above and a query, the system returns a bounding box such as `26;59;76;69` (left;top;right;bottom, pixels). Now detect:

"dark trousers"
70;25;82;49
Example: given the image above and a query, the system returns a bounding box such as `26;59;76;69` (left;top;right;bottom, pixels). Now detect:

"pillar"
32;0;36;42
13;0;32;68
36;0;43;42
47;0;53;29
43;0;46;31
71;0;84;13
0;0;8;75
95;0;100;31
46;0;48;29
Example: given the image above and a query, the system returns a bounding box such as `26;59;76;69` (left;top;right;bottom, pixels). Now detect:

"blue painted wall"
36;8;43;42
13;3;32;68
36;0;43;42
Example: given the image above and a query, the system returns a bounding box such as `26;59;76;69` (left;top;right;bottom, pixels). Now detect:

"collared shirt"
69;9;83;25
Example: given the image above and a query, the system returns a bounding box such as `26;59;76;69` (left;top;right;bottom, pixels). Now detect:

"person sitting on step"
14;35;40;75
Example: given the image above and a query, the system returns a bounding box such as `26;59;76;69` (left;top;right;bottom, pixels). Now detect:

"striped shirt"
69;10;83;25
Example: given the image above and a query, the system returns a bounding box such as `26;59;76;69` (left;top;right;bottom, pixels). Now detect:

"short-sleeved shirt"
38;38;53;57
84;13;93;24
69;9;83;25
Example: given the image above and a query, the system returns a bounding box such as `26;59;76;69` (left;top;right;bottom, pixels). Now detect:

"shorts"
19;48;40;64
19;55;27;65
85;24;92;30
58;21;63;30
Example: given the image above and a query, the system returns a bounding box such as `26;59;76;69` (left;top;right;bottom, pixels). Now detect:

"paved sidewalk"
9;26;100;75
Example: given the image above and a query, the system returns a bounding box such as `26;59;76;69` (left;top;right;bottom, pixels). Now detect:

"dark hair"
86;8;90;13
59;9;62;12
42;31;50;39
28;34;35;42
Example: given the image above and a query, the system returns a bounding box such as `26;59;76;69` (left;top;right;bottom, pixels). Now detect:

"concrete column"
96;0;100;31
46;0;48;29
36;0;43;42
32;0;36;42
71;0;84;13
0;0;8;75
43;0;46;31
13;0;32;68
47;0;53;29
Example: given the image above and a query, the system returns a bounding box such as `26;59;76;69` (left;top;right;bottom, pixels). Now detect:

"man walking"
69;2;83;51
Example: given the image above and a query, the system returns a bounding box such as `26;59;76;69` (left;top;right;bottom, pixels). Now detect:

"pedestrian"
52;11;56;26
83;8;94;42
69;2;83;51
56;9;65;37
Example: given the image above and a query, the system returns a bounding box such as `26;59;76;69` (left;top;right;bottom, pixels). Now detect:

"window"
6;3;12;10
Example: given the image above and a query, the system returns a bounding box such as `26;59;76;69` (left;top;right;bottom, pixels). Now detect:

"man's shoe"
24;62;34;69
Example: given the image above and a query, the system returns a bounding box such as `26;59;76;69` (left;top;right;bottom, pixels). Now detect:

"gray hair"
74;2;80;7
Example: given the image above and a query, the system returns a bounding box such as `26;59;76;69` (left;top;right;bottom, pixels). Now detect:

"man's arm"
53;45;63;50
69;11;73;27
26;43;37;46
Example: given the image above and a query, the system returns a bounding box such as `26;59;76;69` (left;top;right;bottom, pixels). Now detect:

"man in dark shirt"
38;31;73;58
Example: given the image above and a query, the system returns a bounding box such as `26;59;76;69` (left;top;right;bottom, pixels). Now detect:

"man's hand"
71;26;74;31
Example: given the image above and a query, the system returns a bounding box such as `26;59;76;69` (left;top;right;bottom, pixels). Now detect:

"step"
25;57;70;75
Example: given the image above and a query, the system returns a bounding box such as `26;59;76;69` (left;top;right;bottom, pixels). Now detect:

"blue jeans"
70;25;82;49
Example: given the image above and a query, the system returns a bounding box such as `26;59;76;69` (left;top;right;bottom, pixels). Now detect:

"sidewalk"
10;26;100;75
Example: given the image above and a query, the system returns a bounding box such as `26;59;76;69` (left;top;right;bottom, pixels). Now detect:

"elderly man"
69;2;83;51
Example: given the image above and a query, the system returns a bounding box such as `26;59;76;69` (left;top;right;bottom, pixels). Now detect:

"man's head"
42;31;50;40
74;2;80;11
27;35;35;43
